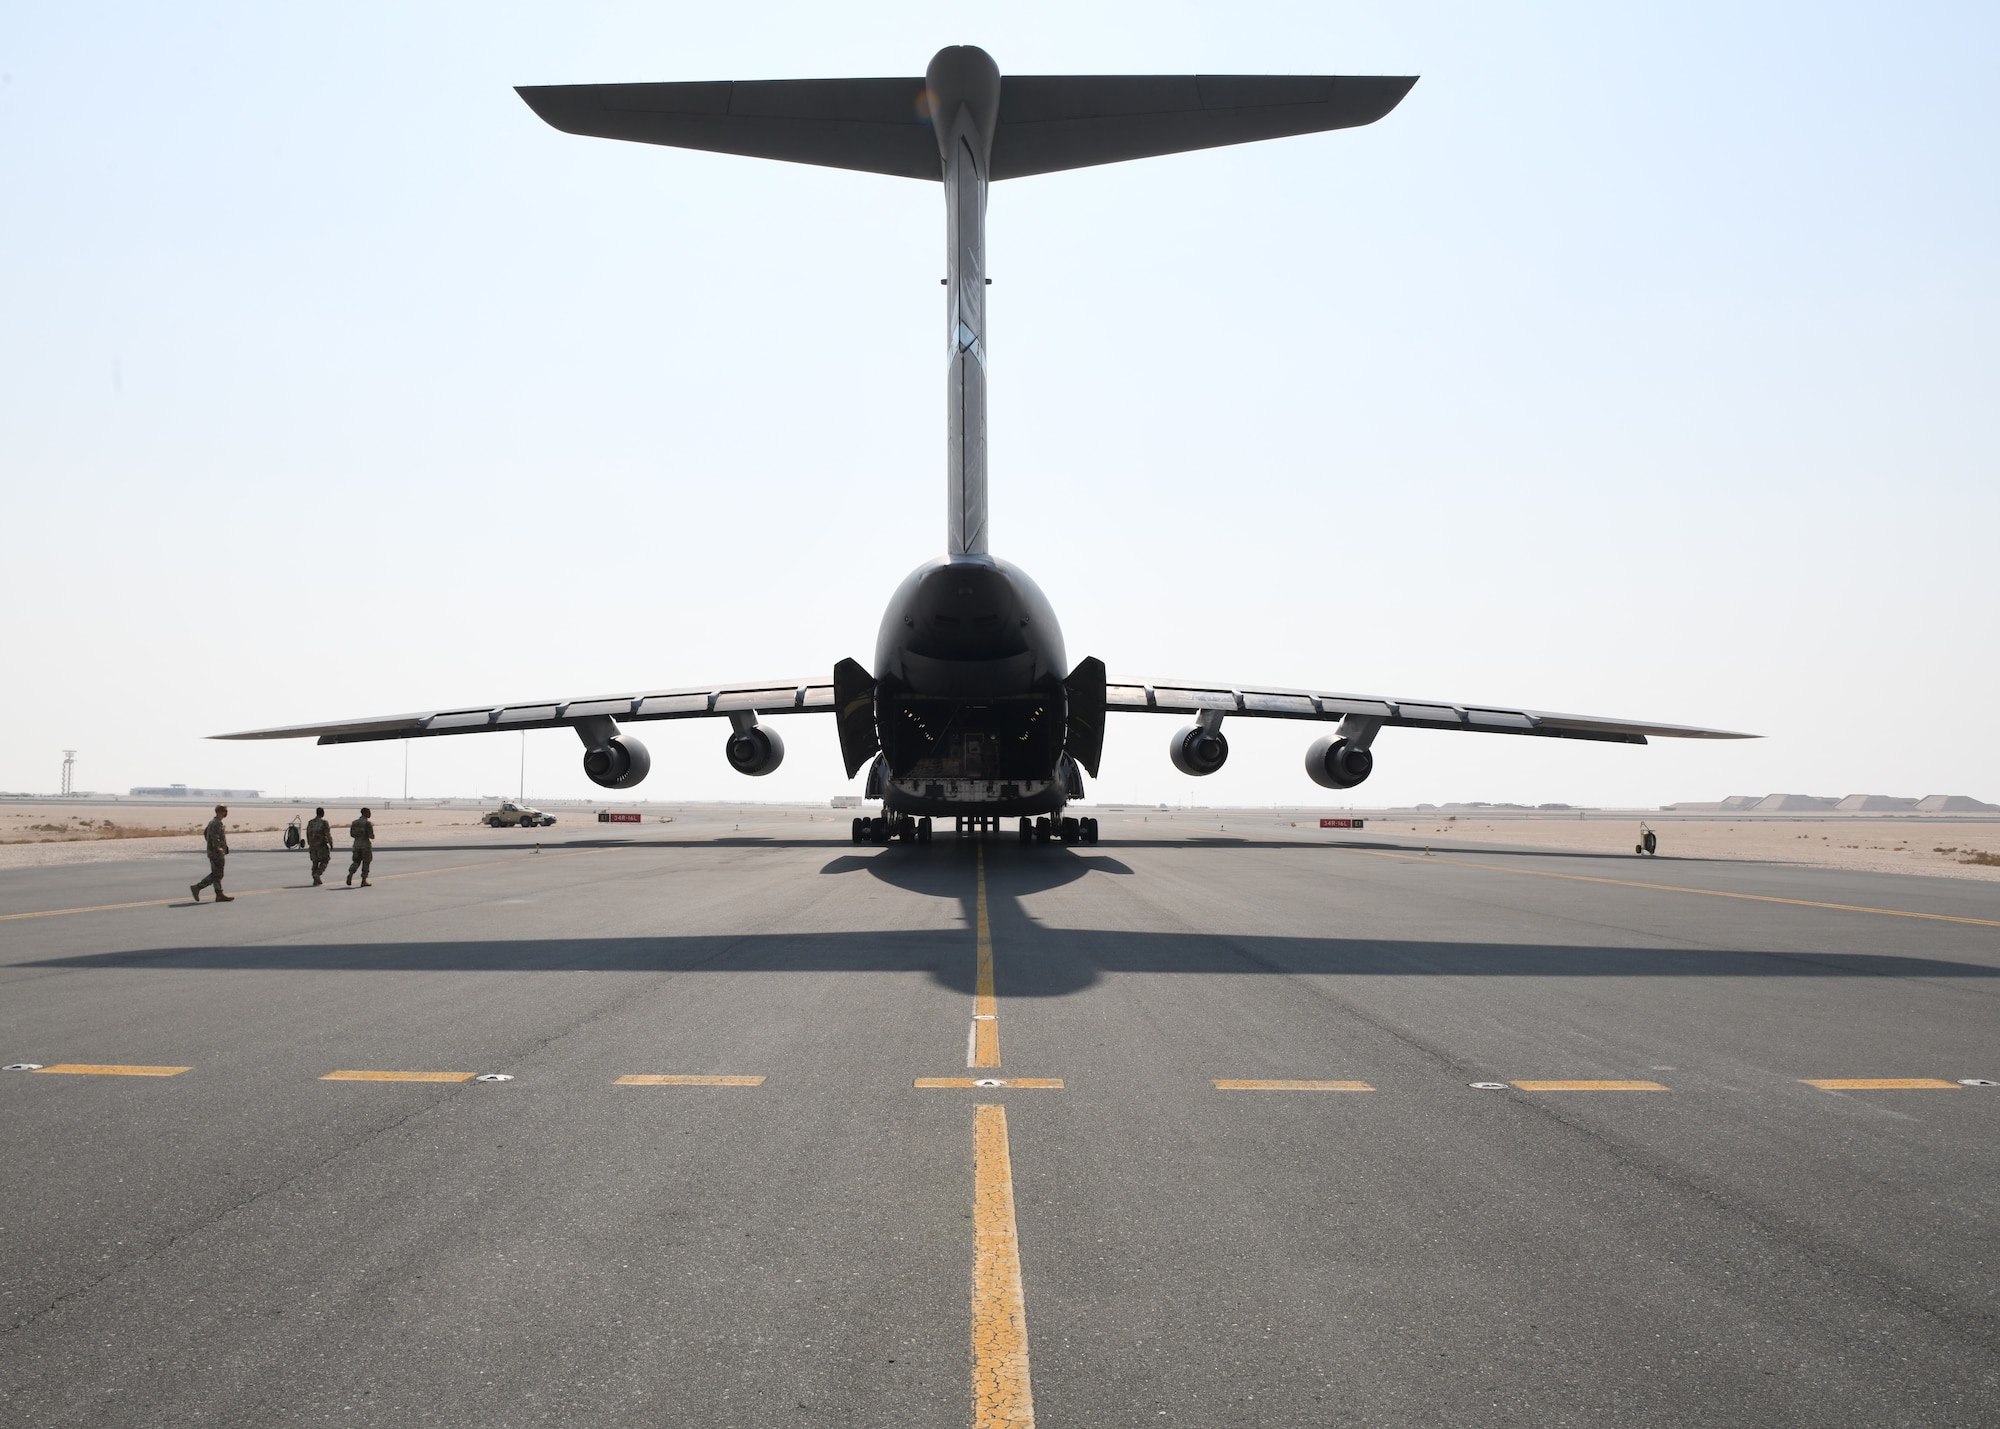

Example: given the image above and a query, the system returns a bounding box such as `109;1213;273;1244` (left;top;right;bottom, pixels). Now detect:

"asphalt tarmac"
2;809;1995;1427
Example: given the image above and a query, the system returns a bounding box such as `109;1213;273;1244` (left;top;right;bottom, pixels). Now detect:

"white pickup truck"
483;801;557;829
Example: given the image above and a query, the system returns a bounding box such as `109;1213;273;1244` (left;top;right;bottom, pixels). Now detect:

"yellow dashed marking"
1511;1080;1669;1091
972;1103;1036;1429
614;1074;766;1086
1802;1078;1959;1090
1347;848;2000;928
320;1070;472;1083
918;1078;1064;1090
972;843;1000;1068
1213;1079;1375;1091
33;1064;189;1077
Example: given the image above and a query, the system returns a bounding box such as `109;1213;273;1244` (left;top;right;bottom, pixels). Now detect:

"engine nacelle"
582;734;651;790
725;723;785;777
1169;724;1229;777
1305;734;1373;790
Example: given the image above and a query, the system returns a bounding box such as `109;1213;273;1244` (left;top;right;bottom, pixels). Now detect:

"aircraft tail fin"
516;73;1415;181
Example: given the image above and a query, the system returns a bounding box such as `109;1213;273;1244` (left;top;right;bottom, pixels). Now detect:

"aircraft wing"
1106;680;1755;745
212;679;834;746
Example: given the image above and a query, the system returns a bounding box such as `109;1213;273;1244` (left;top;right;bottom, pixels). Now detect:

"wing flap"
1107;681;1753;744
213;679;833;746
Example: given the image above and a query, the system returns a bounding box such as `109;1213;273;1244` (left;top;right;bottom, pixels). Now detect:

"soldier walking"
306;806;334;886
346;807;376;887
190;804;234;903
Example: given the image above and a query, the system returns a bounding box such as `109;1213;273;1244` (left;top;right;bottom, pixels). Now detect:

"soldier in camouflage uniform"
306;806;334;886
346;807;376;887
190;804;234;903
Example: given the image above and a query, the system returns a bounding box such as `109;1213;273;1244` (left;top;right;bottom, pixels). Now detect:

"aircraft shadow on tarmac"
25;841;1999;996
26;939;1997;996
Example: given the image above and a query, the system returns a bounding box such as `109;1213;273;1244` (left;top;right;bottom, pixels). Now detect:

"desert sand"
0;801;491;869
5;799;1996;884
1108;808;2000;883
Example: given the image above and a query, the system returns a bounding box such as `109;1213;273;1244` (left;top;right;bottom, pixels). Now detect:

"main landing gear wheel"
1019;817;1033;844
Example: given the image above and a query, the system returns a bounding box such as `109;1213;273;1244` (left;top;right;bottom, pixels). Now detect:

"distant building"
1668;792;1996;815
1668;795;1771;812
1915;794;2000;813
830;795;864;808
129;784;264;798
1752;793;1839;812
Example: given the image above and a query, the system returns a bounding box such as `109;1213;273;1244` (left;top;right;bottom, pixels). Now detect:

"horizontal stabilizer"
518;78;941;179
992;74;1416;179
516;73;1416;181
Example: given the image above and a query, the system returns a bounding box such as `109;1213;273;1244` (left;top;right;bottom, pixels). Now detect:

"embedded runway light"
4;1063;44;1071
1469;1082;1508;1090
473;1073;515;1082
1960;1079;1998;1087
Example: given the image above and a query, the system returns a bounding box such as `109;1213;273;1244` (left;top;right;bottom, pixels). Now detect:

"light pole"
60;750;76;797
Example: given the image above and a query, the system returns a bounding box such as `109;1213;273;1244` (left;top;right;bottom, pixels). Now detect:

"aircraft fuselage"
873;556;1074;817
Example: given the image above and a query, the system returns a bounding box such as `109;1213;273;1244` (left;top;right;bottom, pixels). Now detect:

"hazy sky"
4;2;1994;808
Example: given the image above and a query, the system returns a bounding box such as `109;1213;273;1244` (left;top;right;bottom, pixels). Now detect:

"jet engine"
1305;734;1373;790
725;723;785;777
581;734;651;790
1169;724;1229;777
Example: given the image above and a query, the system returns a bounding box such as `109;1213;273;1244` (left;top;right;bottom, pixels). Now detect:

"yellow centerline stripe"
1213;1079;1375;1091
1346;848;2000;928
320;1070;472;1083
919;1078;1063;1089
33;1064;189;1077
1802;1078;1959;1090
972;844;1000;1068
972;1103;1036;1429
1511;1079;1669;1091
0;845;623;922
614;1074;766;1086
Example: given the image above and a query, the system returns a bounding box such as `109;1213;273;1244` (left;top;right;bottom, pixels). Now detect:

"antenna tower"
60;750;77;798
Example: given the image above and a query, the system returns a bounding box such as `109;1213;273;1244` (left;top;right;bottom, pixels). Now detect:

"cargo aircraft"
219;46;1751;844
